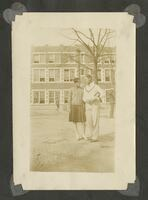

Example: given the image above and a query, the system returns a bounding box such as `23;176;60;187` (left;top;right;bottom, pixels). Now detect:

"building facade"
30;45;116;110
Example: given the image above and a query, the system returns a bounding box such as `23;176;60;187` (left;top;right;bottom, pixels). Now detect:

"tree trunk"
92;60;98;84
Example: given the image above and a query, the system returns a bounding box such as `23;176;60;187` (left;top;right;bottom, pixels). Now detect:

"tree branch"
88;28;98;49
97;29;101;46
72;28;95;56
68;54;93;70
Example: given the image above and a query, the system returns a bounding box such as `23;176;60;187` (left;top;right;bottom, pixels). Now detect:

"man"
83;75;105;142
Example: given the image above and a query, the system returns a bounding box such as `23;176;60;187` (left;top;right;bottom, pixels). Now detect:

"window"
48;69;60;82
62;53;75;64
33;54;46;64
40;91;45;103
33;91;39;103
49;70;55;82
104;59;110;64
64;90;69;103
111;59;115;64
80;69;85;75
105;69;111;82
97;69;102;82
64;69;75;82
40;54;46;63
55;91;60;103
49;91;60;104
49;91;54;103
70;69;75;81
40;69;45;82
33;91;45;104
106;89;115;103
55;69;60;81
47;54;55;63
32;69;46;82
64;69;69;81
33;69;40;82
33;54;40;63
80;53;85;63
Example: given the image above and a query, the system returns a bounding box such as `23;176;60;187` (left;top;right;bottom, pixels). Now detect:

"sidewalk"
31;110;115;172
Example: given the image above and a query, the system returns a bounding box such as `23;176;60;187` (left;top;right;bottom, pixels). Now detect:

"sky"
30;28;116;47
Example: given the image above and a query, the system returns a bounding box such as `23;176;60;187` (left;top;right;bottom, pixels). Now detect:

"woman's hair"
73;77;80;83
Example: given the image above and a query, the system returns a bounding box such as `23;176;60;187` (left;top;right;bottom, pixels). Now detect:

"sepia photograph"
12;13;135;190
30;28;116;172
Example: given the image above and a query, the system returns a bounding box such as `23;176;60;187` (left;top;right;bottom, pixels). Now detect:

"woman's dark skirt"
69;105;86;122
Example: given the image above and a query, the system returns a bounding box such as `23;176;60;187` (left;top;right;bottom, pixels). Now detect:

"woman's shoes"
77;137;83;141
76;136;99;142
82;135;88;140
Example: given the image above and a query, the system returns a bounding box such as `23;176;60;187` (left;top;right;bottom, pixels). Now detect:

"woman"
69;78;86;140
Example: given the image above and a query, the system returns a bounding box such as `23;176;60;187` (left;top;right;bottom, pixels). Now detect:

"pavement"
30;109;115;172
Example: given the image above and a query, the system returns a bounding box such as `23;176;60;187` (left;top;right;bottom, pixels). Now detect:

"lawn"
30;110;114;172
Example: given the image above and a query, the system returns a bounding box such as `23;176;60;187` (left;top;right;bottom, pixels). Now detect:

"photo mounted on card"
12;13;135;190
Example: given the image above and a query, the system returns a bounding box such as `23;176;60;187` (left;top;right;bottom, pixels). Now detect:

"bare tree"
68;28;115;83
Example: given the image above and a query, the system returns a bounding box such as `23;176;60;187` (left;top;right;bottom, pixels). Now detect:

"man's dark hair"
86;74;92;81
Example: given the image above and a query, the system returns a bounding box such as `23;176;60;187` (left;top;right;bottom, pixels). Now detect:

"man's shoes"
82;135;88;140
90;139;99;142
85;136;92;140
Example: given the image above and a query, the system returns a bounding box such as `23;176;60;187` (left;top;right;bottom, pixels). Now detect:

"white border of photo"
12;13;135;190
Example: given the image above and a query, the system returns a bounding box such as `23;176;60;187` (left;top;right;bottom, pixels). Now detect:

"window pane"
80;69;84;75
80;54;85;63
64;91;69;103
40;91;45;104
33;91;39;103
55;54;60;63
55;91;60;98
105;69;111;81
69;54;75;63
104;59;110;64
97;69;101;82
49;91;54;103
33;54;40;63
33;69;40;82
64;69;69;81
49;69;55;82
40;54;46;63
40;69;45;82
55;69;60;81
70;69;75;81
47;54;55;63
55;91;60;104
62;53;69;63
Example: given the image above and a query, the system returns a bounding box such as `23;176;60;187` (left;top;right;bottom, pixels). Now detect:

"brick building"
30;45;116;111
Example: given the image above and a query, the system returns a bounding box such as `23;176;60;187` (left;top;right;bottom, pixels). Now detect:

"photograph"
30;28;116;172
12;13;135;190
